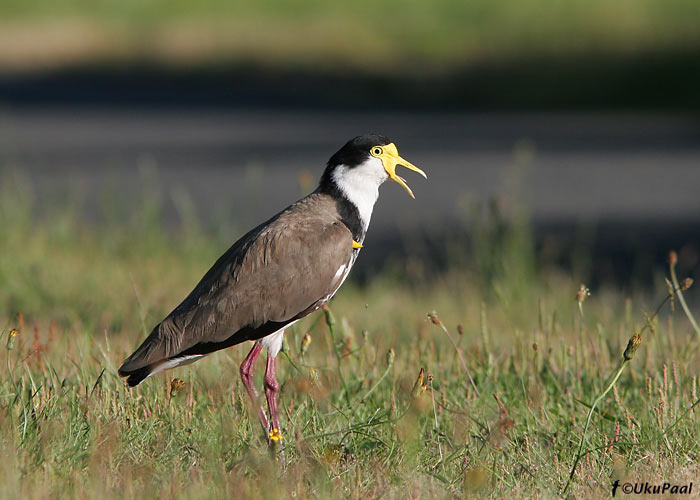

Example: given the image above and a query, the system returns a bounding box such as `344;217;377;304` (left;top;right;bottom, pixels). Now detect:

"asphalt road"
2;108;699;282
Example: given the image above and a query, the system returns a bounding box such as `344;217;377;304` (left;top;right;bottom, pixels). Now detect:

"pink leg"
239;342;269;437
264;353;282;438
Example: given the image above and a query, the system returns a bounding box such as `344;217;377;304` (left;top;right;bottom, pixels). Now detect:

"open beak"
379;143;427;199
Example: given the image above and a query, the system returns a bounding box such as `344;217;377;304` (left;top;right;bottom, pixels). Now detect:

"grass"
0;0;699;73
1;169;699;499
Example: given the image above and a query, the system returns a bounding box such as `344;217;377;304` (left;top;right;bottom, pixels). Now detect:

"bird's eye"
371;147;382;156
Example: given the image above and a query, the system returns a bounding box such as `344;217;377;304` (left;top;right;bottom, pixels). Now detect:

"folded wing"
118;195;353;380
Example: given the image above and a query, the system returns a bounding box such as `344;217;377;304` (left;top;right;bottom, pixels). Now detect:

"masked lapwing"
118;134;426;444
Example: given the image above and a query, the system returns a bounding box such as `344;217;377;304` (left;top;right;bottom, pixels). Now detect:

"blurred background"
3;5;700;495
1;0;700;292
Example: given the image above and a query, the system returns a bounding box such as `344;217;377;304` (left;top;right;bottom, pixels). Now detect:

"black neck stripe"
317;181;365;241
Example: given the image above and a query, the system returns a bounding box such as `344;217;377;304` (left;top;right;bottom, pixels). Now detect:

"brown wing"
118;194;354;375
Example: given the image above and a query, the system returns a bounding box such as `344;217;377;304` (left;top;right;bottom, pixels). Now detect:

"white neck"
331;157;387;233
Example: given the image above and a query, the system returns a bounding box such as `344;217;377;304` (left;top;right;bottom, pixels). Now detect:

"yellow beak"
374;143;427;199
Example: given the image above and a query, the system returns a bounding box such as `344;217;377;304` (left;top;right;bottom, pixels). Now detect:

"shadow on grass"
2;48;700;111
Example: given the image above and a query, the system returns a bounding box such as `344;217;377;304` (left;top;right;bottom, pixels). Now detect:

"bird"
118;134;426;445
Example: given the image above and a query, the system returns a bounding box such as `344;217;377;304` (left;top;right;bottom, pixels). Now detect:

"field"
1;0;699;72
1;170;699;499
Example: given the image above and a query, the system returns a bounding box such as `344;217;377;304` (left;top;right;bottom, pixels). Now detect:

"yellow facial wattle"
370;143;427;198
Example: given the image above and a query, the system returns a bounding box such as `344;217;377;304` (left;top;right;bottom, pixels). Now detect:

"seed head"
300;333;312;356
170;378;186;397
6;328;20;350
489;393;515;450
427;311;441;325
681;277;693;291
386;347;395;366
411;368;425;399
669;250;678;267
576;284;591;303
322;304;336;327
623;333;642;361
665;277;675;298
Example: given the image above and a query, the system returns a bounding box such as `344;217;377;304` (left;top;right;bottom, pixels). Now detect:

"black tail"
118;365;153;387
118;323;168;386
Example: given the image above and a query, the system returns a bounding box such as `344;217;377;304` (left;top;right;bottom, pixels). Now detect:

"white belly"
259;318;300;358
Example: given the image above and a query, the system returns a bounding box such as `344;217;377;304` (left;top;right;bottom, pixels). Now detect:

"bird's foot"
267;427;286;465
